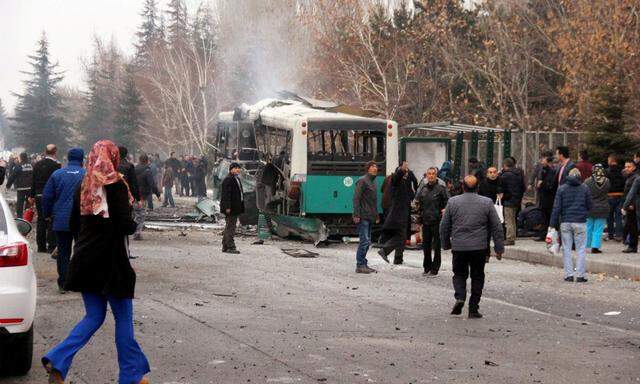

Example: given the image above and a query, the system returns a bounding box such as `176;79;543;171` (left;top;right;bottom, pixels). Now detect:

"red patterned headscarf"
80;140;133;217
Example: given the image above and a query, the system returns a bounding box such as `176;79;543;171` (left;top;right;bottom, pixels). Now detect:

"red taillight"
0;318;24;325
0;243;28;267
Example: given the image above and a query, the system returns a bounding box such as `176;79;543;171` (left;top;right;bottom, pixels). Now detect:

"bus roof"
219;99;394;132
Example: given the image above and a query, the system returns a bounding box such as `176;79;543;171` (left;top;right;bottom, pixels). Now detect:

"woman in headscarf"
584;164;610;254
42;140;150;384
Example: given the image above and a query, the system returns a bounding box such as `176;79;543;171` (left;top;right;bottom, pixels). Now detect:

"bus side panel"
301;175;385;215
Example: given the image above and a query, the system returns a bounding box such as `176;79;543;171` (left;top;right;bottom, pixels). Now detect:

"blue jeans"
145;194;154;210
55;231;73;289
163;186;175;207
356;220;372;267
607;197;623;238
586;217;606;250
560;222;587;278
43;293;150;383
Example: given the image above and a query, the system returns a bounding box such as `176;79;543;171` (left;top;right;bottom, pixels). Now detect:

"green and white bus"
217;98;398;241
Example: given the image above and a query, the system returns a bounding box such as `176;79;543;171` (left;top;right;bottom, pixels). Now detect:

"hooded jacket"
550;173;593;227
42;148;86;231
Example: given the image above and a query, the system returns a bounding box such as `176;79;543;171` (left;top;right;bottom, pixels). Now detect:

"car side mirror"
15;218;32;236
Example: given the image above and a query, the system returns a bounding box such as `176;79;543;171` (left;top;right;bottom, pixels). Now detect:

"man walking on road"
378;161;413;265
415;167;448;276
440;175;504;319
220;163;244;254
6;152;33;218
30;144;61;253
499;158;524;245
550;168;592;282
42;148;85;293
353;161;380;274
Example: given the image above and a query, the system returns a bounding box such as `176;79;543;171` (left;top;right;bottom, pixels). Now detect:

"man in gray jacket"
440;175;504;318
353;161;380;274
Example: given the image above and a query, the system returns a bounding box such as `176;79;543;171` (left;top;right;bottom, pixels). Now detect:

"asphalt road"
3;229;640;384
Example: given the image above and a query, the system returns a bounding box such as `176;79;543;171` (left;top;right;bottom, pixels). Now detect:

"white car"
0;194;36;376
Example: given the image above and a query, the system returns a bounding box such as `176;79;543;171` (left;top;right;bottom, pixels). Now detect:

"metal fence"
401;123;587;183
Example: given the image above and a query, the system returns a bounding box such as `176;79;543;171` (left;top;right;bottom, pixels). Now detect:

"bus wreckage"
212;97;399;244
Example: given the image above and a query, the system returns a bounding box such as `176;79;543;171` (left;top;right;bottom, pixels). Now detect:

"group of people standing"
350;145;640;315
352;160;504;318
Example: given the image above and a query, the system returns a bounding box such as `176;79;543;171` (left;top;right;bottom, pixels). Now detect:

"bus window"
307;129;386;174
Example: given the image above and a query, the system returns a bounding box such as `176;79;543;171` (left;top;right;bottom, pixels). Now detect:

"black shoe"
393;260;403;265
356;266;372;274
564;276;574;282
378;249;389;263
129;255;138;259
576;277;588;283
224;249;240;254
37;248;46;253
622;248;637;253
451;301;464;315
468;311;483;319
591;248;602;254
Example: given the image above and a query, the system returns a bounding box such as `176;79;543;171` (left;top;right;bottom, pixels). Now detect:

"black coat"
606;165;625;194
118;160;140;201
538;165;557;210
135;164;159;198
383;168;413;230
415;182;448;223
65;181;138;299
31;157;61;197
478;178;501;203
220;175;245;215
499;168;525;207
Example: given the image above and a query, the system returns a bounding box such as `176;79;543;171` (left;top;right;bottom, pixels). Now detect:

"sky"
0;0;161;113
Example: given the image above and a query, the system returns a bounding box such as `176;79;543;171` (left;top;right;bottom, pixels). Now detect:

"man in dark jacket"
499;158;524;245
220;163;244;254
555;146;576;187
6;152;33;218
353;161;379;274
29;144;61;252
133;154;160;240
478;166;501;203
606;154;625;240
468;157;485;183
42;148;85;293
415;167;448;276
622;160;639;253
165;151;182;196
440;175;504;318
118;146;140;202
550;168;593;282
378;162;413;264
536;153;557;240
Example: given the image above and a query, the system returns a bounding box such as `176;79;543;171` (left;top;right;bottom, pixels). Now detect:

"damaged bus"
217;98;399;243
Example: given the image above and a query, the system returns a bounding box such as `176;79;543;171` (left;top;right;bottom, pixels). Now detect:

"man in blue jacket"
42;148;85;293
550;168;593;283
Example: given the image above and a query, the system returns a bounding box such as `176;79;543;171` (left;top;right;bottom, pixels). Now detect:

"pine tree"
135;0;160;65
585;85;639;163
79;38;124;149
113;65;143;152
166;0;188;46
11;33;68;153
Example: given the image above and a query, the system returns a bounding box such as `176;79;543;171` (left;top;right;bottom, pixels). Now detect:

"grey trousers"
223;215;238;250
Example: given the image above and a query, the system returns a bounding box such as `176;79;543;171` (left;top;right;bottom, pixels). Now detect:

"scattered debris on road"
281;248;319;258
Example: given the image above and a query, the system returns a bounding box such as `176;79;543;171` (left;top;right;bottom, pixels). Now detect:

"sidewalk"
505;238;640;281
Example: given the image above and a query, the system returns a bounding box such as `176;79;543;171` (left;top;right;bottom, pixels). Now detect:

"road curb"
504;246;640;280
